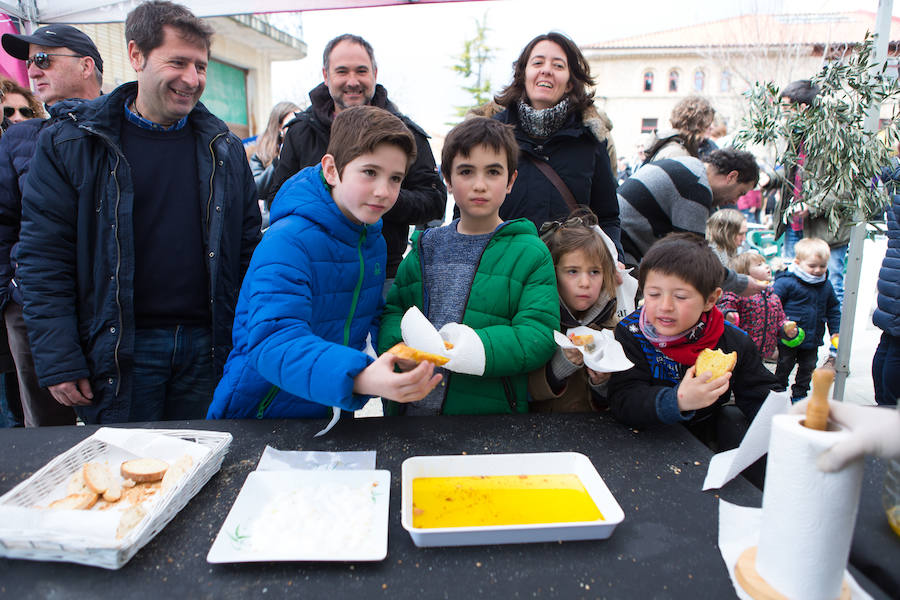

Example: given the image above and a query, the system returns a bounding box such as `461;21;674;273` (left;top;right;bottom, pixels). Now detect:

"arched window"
720;69;732;92
643;71;654;92
694;69;705;92
668;69;679;92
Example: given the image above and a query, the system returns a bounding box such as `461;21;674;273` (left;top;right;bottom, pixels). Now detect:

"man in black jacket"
267;34;446;281
0;24;103;426
15;1;260;424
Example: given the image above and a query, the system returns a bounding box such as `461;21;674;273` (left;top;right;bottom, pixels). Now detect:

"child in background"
608;233;777;448
773;237;840;401
719;252;800;362
379;117;559;415
529;209;619;412
705;208;747;267
208;106;441;419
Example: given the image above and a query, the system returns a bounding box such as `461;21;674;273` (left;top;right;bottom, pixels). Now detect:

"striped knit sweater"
618;156;712;265
618;156;746;293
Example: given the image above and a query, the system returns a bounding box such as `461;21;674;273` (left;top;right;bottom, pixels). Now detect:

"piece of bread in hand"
568;334;595;346
386;342;450;366
694;348;737;380
120;458;169;483
48;491;98;510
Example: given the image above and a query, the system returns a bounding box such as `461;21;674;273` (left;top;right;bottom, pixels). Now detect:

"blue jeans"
828;243;848;307
782;228;803;259
873;332;900;406
128;326;214;422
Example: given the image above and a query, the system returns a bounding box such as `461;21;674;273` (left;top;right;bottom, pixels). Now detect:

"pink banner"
0;13;27;87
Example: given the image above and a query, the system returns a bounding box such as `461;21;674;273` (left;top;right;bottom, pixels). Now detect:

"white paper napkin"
718;500;872;600
554;326;633;373
399;306;485;375
702;391;792;490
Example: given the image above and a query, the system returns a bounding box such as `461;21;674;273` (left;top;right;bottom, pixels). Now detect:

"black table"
0;414;894;599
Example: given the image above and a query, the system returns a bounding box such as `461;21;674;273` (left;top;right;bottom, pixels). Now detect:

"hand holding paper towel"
791;399;900;471
554;326;633;373
399;307;485;375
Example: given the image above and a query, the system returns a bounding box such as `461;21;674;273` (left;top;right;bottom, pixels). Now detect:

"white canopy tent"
0;0;475;25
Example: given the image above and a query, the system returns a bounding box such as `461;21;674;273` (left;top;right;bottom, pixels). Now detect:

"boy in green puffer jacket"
379;117;559;415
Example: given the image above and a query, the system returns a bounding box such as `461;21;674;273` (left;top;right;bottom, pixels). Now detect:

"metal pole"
834;0;893;401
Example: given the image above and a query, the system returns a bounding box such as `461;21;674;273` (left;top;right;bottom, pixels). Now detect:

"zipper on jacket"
77;118;127;397
256;384;279;419
206;132;226;379
501;376;516;412
111;153;123;396
206;132;226;236
439;223;508;415
344;227;367;345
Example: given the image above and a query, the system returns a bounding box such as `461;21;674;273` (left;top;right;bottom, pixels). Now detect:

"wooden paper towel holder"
735;546;851;600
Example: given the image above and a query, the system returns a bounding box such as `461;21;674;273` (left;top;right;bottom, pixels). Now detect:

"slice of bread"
83;462;115;495
695;348;737;380
103;477;123;502
116;504;147;539
160;454;194;494
48;491;98;510
386;342;450;366
121;458;169;483
569;334;595;347
66;469;92;495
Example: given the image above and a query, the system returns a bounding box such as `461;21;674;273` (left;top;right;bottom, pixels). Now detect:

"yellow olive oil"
412;474;603;529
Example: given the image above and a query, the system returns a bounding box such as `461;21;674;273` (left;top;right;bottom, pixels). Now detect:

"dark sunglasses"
539;215;598;239
3;106;35;119
26;52;83;70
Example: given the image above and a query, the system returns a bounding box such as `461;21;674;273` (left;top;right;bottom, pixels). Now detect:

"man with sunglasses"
14;1;260;425
0;25;102;426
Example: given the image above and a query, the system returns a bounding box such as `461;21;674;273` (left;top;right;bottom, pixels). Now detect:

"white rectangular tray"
401;452;624;547
207;469;390;563
0;428;232;569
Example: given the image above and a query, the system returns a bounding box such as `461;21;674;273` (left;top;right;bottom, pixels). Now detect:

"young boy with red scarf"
609;233;778;449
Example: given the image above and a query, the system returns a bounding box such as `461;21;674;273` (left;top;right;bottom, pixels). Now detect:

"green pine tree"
447;14;494;126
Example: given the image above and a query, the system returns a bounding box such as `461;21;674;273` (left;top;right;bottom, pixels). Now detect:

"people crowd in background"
0;1;895;448
250;100;300;227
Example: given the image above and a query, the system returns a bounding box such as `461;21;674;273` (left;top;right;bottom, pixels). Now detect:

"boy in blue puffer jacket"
773;237;840;401
207;106;441;419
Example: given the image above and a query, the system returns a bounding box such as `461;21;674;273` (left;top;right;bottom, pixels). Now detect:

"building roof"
584;11;900;50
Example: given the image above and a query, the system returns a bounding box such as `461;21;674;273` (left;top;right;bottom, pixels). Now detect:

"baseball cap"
2;24;103;73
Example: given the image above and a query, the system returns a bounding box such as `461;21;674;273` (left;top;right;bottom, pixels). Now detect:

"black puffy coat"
16;82;261;423
492;105;621;256
266;83;446;278
875;161;900;336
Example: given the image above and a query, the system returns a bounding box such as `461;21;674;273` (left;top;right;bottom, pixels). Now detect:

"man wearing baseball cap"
1;24;102;106
0;24;102;426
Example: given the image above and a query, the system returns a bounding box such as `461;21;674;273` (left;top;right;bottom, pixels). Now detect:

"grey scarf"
517;97;571;138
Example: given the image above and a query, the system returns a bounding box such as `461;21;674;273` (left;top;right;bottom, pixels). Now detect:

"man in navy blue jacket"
16;1;261;424
0;24;103;426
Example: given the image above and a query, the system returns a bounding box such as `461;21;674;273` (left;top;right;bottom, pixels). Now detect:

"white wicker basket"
0;428;232;569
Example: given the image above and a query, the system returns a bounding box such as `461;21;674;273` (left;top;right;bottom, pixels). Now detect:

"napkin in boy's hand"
399;307;485;375
554;326;633;373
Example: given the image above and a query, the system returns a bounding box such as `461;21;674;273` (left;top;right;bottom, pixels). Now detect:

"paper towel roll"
756;413;864;600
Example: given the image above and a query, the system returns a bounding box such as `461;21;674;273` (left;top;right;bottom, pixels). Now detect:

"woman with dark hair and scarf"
474;32;621;256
